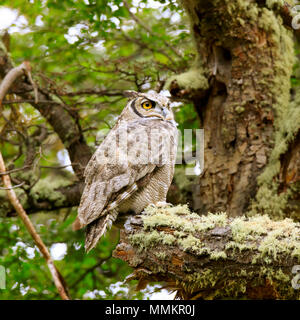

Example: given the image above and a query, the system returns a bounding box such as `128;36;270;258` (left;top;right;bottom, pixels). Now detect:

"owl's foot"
149;201;173;208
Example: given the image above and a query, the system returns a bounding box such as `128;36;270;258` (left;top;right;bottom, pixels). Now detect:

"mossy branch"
0;180;84;217
113;205;300;299
165;67;210;100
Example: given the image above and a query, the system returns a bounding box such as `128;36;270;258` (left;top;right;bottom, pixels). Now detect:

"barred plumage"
73;90;178;251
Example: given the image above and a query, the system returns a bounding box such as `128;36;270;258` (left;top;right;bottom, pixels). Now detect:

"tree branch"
113;205;300;299
0;61;29;107
0;151;70;300
61;89;123;97
1;182;84;217
0;42;92;180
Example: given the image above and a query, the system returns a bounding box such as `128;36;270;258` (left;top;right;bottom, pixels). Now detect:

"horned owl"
73;90;178;252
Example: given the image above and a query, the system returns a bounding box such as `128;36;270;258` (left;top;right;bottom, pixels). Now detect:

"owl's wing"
73;120;171;230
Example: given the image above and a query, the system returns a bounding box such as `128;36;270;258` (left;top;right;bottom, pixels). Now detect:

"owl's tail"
85;209;119;252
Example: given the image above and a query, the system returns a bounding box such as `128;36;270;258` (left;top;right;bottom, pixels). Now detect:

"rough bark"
113;204;300;299
167;0;299;220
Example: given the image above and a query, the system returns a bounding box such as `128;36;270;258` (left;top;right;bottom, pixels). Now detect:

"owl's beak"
162;107;172;120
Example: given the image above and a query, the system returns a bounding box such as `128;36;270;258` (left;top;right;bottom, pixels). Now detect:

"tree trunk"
167;0;299;220
113;204;300;299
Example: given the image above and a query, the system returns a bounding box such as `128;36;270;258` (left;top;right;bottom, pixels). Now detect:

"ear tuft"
123;90;139;98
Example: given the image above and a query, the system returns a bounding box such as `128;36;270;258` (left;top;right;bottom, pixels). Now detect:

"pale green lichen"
212;0;297;219
250;90;300;219
165;67;209;92
132;206;300;265
0;188;28;217
129;205;228;256
265;0;285;9
143;204;227;234
129;230;176;253
225;241;256;253
227;214;300;263
184;0;297;219
154;252;167;260
230;215;269;242
30;174;73;207
179;234;202;251
235;106;245;114
127;205;300;298
0;170;73;217
210;251;227;260
174;230;186;238
248;4;297;219
257;217;300;261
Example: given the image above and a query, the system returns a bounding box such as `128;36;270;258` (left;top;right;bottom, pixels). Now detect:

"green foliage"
0;0;196;300
0;211;134;299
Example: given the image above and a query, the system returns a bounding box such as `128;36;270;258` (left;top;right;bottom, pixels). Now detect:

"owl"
73;90;178;252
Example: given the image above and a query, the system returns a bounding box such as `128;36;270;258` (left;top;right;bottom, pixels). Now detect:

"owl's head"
122;90;175;123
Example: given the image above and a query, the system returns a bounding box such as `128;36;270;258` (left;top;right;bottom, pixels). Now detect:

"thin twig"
68;253;112;290
1;99;58;105
0;164;73;177
61;89;123;97
0;181;25;190
0;150;70;300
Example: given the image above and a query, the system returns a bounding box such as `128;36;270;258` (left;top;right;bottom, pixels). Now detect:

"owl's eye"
141;101;154;109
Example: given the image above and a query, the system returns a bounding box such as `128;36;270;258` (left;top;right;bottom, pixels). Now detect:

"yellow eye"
142;101;153;109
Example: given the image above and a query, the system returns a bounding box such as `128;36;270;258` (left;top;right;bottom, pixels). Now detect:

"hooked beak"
162;107;172;120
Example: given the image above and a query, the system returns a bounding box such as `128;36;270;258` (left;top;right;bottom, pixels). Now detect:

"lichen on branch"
114;204;300;299
165;64;209;99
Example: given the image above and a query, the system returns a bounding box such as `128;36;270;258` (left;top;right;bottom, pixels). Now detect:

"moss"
0;188;28;217
235;106;245;114
129;205;228;256
178;234;204;253
187;269;218;288
143;205;227;234
132;205;300;263
165;67;209;92
127;205;300;298
225;241;256;253
257;218;300;261
210;251;227;260
129;230;176;253
183;0;296;219
230;215;269;242
182;264;296;299
174;230;186;238
265;0;285;9
250;90;300;218
248;4;297;218
30;175;72;207
154;252;167;260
